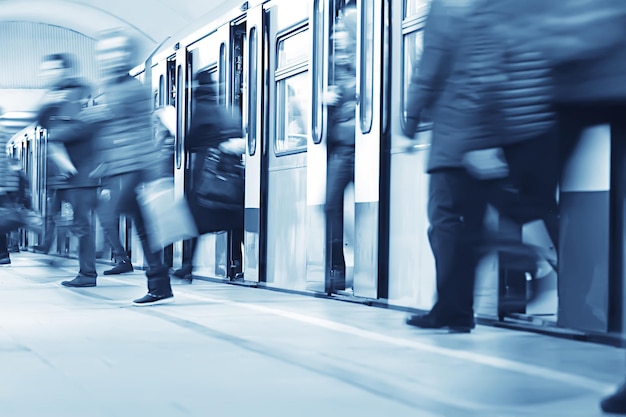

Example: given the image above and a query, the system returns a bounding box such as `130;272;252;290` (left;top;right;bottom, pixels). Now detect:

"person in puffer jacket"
81;28;172;306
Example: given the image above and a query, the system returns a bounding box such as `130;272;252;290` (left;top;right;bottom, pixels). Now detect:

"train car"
16;0;620;339
140;0;563;323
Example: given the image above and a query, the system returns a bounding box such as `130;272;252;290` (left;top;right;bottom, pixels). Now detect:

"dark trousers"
63;187;99;278
0;233;8;259
100;172;170;295
40;188;62;252
427;169;488;321
325;146;355;271
96;182;130;263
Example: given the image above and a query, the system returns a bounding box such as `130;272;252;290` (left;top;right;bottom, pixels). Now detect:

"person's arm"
404;0;455;137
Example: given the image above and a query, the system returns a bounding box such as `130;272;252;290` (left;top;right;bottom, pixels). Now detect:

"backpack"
461;0;555;147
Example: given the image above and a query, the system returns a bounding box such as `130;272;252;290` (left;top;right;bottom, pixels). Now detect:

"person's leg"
324;147;354;291
173;237;196;279
406;169;485;331
0;233;10;264
60;188;98;287
97;188;133;275
112;172;172;304
34;188;60;253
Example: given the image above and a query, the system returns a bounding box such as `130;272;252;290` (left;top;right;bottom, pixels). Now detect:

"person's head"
96;28;138;78
40;53;74;88
332;5;357;57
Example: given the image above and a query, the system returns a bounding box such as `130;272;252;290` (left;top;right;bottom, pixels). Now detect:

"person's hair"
97;27;138;57
42;53;74;69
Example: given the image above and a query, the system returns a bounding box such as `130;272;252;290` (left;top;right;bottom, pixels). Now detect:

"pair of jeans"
325;146;354;270
96;181;130;264
100;172;170;295
427;169;488;321
63;187;99;278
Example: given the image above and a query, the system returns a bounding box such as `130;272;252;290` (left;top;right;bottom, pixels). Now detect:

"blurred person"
323;4;357;291
82;28;172;305
35;53;99;287
171;69;243;282
402;0;488;332
523;1;626;413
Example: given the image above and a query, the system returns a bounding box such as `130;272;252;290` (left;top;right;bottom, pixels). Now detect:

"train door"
352;0;388;298
264;1;310;290
180;18;251;281
308;0;358;294
178;28;228;279
385;0;438;309
243;4;264;282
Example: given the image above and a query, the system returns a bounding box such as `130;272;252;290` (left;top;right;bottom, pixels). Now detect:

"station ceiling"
0;0;239;57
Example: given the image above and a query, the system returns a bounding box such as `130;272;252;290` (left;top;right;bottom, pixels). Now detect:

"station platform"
0;251;624;417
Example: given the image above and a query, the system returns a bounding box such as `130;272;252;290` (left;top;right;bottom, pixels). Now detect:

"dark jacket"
405;0;475;172
327;60;356;149
88;75;158;179
491;0;626;104
37;78;97;189
185;84;243;234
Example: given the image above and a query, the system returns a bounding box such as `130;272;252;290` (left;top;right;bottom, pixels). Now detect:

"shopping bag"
137;178;198;252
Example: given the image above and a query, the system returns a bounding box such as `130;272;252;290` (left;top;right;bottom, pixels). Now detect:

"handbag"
137;178;198;252
195;148;244;209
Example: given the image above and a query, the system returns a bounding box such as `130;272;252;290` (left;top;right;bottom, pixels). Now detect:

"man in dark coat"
82;29;171;305
402;0;484;332
36;53;100;287
171;70;243;281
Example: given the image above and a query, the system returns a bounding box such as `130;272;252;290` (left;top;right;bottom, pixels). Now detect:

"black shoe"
172;266;192;279
103;261;133;275
132;292;174;306
0;256;10;265
405;313;475;333
601;383;626;414
61;276;97;287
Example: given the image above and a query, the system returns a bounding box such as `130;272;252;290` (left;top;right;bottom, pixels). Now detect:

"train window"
275;28;310;155
276;72;309;153
312;0;326;144
159;75;164;107
175;65;183;169
219;43;227;106
404;0;430;19
360;0;374;133
277;30;309;68
248;26;258;156
401;29;431;132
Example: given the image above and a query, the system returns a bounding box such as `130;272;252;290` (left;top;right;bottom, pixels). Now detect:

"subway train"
9;0;622;341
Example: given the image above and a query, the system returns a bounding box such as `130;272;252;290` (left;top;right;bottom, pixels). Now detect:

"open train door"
243;4;264;283
353;0;388;298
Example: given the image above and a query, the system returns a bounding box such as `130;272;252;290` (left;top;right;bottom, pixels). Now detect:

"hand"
462;148;509;180
219;138;246;155
322;87;340;106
